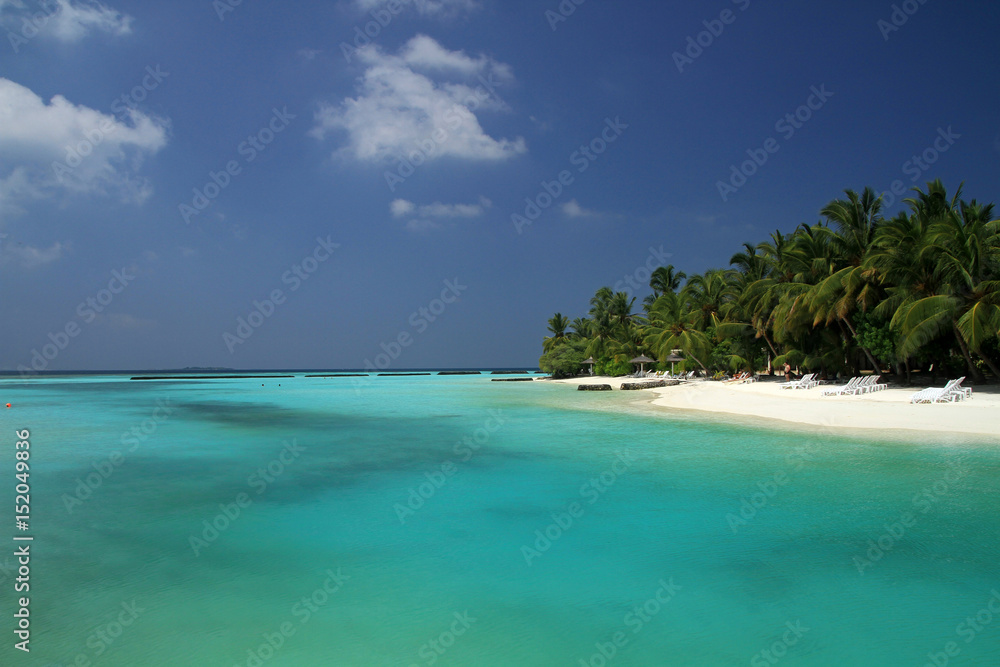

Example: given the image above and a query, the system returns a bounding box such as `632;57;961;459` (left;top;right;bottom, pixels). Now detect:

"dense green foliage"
540;181;1000;382
538;337;588;378
595;358;633;377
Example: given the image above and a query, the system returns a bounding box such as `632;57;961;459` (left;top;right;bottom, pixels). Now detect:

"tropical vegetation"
538;181;1000;382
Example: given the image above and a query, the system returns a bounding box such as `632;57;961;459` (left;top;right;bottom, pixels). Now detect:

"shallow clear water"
0;374;998;666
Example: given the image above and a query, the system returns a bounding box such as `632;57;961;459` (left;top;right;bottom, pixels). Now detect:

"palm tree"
911;196;1000;378
569;317;592;339
644;292;712;372
821;187;882;266
607;291;637;327
683;268;737;330
539;180;999;383
542;313;569;352
644;265;687;311
807;188;887;371
589;286;614;320
873;182;987;380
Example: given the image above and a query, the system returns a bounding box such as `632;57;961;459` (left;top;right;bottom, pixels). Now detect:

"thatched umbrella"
582;357;596;376
665;351;684;374
630;355;655;374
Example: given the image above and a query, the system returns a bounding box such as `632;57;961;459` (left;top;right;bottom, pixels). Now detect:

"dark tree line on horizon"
540;180;1000;383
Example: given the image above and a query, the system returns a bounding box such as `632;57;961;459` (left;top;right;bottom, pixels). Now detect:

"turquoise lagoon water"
0;374;998;666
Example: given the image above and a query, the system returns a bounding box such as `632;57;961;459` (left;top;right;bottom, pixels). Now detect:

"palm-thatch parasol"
665;351;684;374
630;355;655;374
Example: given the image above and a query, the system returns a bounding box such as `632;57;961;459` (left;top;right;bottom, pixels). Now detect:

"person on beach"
783;362;792;382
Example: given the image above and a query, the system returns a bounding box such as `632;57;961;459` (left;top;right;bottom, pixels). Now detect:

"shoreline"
546;376;1000;437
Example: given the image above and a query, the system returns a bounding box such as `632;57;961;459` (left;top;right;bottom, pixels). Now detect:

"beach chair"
779;373;815;390
910;378;962;404
848;376;878;395
822;376;861;396
855;375;886;394
950;376;972;400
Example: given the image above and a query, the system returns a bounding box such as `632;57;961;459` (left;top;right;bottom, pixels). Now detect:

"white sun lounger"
910;378;963;404
848;375;879;395
951;376;972;400
823;376;861;396
779;373;816;390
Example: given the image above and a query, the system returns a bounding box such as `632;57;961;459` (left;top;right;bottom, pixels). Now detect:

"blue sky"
1;0;999;371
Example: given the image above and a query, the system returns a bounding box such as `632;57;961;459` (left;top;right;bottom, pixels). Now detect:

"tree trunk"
841;317;881;373
952;322;985;382
760;330;779;359
974;349;1000;383
892;360;905;384
687;352;710;374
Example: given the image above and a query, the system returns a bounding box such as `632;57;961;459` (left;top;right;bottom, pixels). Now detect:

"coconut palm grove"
540;180;1000;382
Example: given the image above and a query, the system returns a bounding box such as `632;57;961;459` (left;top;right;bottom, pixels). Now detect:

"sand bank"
547;376;999;437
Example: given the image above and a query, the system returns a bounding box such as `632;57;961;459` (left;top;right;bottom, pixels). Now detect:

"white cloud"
405;218;443;233
297;48;322;62
0;78;168;206
353;0;480;18
1;0;132;42
390;198;415;217
49;0;132;41
398;34;497;75
0;240;66;269
418;196;491;218
561;199;599;219
397;195;490;232
312;35;525;163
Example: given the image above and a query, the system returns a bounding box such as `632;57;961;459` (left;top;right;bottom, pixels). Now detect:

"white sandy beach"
548;376;1000;437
